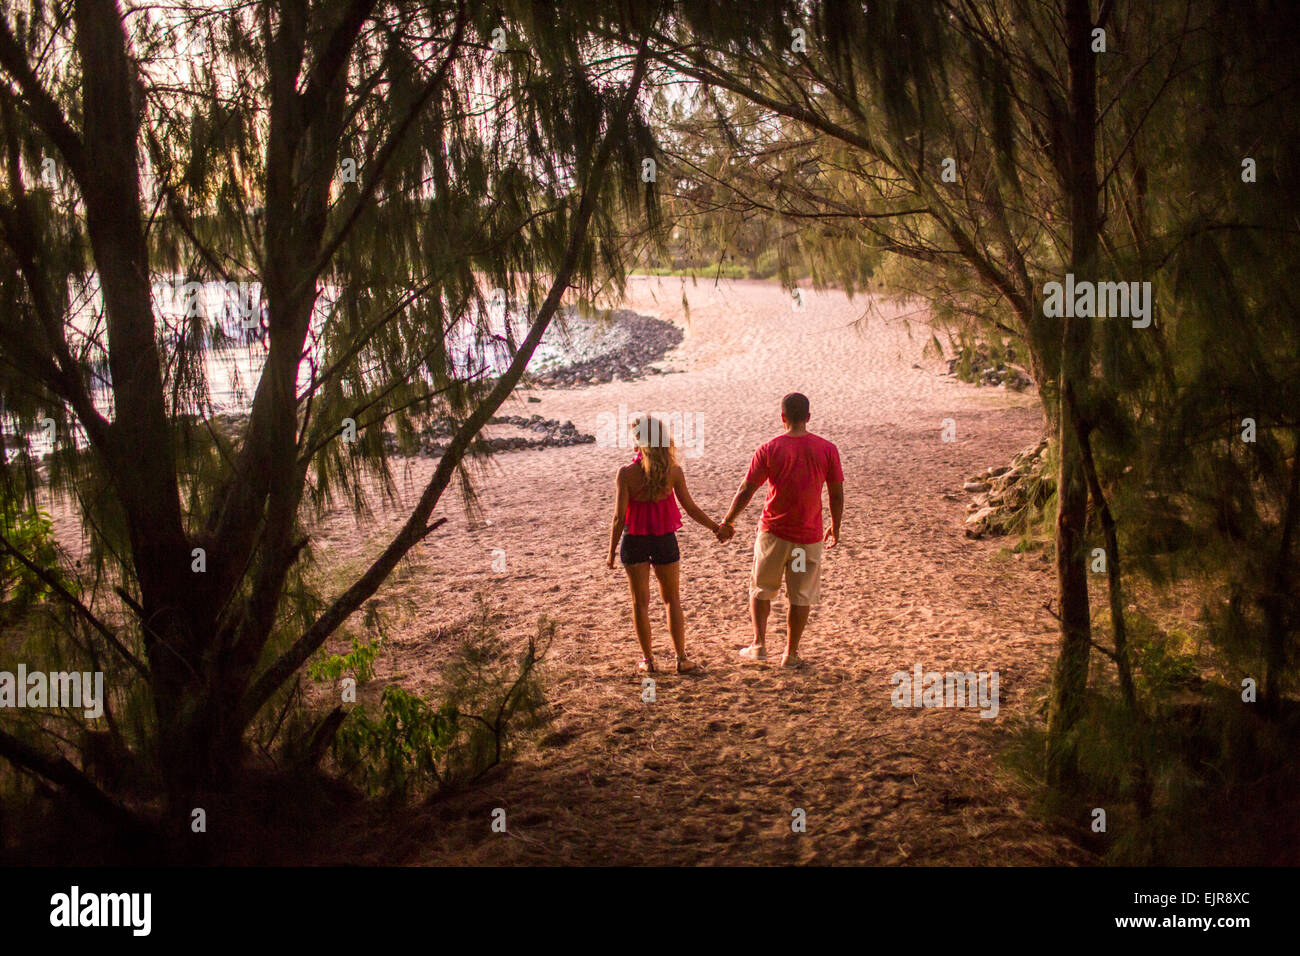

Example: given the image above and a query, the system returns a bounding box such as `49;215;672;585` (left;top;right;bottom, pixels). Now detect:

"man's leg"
747;594;772;651
742;532;784;660
784;604;812;664
781;541;824;666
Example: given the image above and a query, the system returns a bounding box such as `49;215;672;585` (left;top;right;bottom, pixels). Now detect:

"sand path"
316;277;1088;865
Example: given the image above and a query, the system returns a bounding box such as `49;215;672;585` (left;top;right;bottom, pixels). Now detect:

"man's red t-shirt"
745;433;844;545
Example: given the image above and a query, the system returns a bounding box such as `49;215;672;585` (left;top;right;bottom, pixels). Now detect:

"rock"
942;344;1035;391
965;506;998;538
402;413;596;458
961;437;1053;538
527;309;681;389
988;473;1021;497
1004;364;1034;390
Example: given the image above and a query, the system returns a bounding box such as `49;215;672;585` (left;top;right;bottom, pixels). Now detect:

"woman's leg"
652;561;693;668
624;562;654;667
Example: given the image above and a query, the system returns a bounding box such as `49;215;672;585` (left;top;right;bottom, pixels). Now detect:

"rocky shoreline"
7;307;678;469
389;414;595;457
394;307;680;454
389;307;682;455
524;308;684;388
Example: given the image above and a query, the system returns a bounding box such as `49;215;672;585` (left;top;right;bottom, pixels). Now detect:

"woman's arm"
608;470;628;568
673;466;720;534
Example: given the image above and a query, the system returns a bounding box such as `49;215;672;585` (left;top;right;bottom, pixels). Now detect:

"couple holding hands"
606;393;844;674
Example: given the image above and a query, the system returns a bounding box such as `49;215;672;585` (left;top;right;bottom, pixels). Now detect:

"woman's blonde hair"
632;415;677;499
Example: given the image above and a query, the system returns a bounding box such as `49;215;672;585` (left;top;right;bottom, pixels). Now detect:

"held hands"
714;521;735;543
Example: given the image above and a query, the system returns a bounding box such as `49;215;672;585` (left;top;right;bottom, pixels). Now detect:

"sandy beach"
275;277;1087;865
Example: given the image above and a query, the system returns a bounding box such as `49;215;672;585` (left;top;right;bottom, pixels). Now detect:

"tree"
628;0;1299;781
0;0;659;822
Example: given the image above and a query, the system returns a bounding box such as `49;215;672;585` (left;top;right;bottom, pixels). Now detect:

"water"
4;276;623;459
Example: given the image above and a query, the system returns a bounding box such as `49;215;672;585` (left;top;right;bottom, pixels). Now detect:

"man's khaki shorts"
750;531;824;606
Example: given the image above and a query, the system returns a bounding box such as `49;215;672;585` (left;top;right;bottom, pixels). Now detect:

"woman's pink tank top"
625;454;683;535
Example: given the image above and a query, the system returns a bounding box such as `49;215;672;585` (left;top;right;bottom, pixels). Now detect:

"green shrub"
0;506;70;618
307;631;384;684
329;596;552;801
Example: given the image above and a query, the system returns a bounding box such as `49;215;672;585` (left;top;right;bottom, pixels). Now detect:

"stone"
965;506;997;537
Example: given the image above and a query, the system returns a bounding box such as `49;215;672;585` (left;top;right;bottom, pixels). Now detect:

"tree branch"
0;531;148;679
241;36;655;726
0;728;146;836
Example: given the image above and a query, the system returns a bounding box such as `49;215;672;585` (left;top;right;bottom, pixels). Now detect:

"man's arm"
720;480;759;534
826;480;844;546
720;446;767;542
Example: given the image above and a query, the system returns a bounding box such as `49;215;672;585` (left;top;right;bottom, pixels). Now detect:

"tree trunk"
1261;433;1300;717
1078;414;1152;816
1045;0;1098;787
1077;424;1139;715
72;0;215;806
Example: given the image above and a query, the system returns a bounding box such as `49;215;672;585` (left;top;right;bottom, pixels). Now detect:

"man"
716;393;844;667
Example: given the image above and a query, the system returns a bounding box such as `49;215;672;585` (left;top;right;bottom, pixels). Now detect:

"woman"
607;415;722;673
